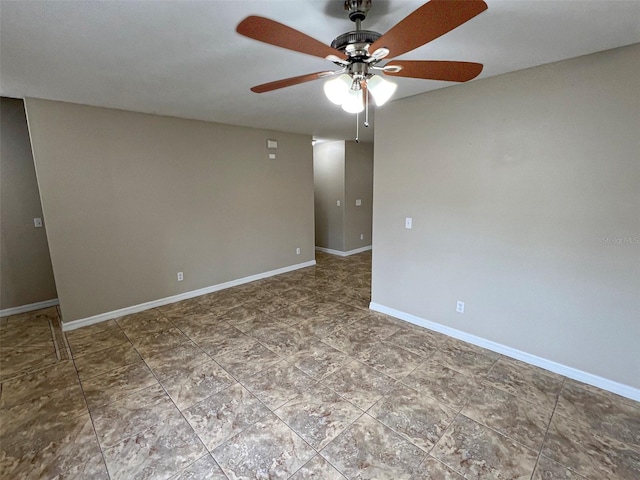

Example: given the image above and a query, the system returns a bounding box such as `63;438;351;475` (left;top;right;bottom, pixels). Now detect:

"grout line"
530;378;563;480
48;315;62;361
67;340;113;479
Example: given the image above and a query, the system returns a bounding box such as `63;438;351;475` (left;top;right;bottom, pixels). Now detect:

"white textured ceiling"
1;1;639;143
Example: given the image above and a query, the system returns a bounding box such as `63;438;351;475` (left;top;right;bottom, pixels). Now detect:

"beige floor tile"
131;326;191;357
384;326;445;358
212;413;315;480
286;339;350;380
213;338;281;381
275;383;362;450
432;415;538;479
156;298;211;321
92;383;179;448
242;360;317;410
269;303;331;327
461;382;554;451
1;413;103;480
369;383;457;452
322;326;379;357
0;359;79;409
81;361;158;410
556;380;640;449
485;358;564;410
5;252;636;480
532;455;588;480
0;321;53;348
183;382;270;451
173;314;230;342
402;361;481;410
430;337;499;377
167;454;228;480
542;412;640;479
250;323;313;358
355;341;424;379
349;313;402;341
320;414;426;480
233;312;283;333
290;455;348;480
160;359;235;410
143;341;211;380
410;456;465;479
116;308;174;339
65;319;129;357
321;359;396;410
0;345;58;381
103;413;206;480
1;382;87;446
217;304;263;326
73;340;142;381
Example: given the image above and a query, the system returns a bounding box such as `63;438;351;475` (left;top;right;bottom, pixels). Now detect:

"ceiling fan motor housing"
344;0;372;22
331;30;382;58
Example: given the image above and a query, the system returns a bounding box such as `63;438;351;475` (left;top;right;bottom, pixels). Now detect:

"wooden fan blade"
237;16;347;61
251;71;334;93
384;60;483;82
369;0;487;60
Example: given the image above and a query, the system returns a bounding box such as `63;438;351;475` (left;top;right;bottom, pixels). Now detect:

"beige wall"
344;141;374;251
314;140;374;253
0;97;57;310
372;45;640;388
25;99;314;323
313;141;345;251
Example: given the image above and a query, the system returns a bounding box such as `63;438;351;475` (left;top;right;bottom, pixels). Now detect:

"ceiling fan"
236;0;488;116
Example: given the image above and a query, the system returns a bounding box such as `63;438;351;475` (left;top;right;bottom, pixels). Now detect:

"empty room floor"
1;251;639;479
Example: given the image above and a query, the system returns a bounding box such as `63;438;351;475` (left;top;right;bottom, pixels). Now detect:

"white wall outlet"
296;247;301;255
336;200;341;207
177;272;184;282
360;233;364;240
268;153;276;160
355;199;362;206
405;217;412;229
33;217;43;228
456;300;465;313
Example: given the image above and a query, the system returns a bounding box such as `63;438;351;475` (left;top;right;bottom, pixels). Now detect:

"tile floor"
1;251;639;479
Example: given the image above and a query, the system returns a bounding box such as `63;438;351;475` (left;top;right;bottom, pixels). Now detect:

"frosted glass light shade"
367;75;397;106
323;74;352;105
341;88;364;113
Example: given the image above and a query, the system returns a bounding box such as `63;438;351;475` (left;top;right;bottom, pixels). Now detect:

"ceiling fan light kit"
237;0;488;134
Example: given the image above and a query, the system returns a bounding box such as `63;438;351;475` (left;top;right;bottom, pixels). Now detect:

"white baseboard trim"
0;299;59;318
62;260;316;332
369;302;640;402
315;245;372;257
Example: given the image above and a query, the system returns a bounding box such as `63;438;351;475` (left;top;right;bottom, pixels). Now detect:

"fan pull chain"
364;87;370;128
355;111;359;143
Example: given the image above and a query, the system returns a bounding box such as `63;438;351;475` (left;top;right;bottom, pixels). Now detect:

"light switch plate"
337;200;341;207
355;199;362;206
34;217;43;228
267;139;278;149
405;217;412;229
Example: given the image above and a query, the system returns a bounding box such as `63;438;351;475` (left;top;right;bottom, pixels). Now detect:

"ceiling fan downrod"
344;0;372;26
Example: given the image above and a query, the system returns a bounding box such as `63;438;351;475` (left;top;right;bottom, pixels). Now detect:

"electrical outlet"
355;199;362;206
177;272;184;282
360;233;364;240
336;200;341;207
33;217;43;228
296;247;301;255
405;217;412;229
456;300;465;313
